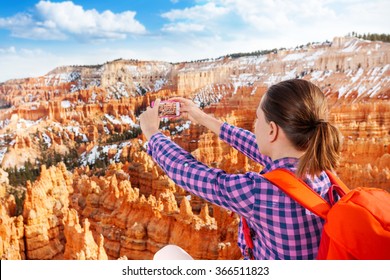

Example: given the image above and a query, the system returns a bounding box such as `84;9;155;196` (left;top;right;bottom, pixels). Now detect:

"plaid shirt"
147;122;331;259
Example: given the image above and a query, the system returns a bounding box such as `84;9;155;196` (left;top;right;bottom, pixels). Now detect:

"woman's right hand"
169;97;223;135
169;97;205;124
139;98;161;140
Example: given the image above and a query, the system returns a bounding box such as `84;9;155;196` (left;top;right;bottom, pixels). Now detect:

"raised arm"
147;132;257;219
172;97;271;166
219;123;272;167
171;97;223;135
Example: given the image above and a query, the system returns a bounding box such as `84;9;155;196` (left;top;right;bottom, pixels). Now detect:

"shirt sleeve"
219;122;272;167
147;132;258;218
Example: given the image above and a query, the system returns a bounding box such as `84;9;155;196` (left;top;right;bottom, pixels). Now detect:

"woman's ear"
269;121;278;143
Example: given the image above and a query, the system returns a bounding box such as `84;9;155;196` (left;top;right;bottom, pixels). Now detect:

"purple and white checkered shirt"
147;122;332;259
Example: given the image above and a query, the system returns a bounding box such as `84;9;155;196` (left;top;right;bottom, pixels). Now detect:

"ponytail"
297;122;342;178
261;79;343;179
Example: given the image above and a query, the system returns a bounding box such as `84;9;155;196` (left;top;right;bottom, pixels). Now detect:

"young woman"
139;79;342;260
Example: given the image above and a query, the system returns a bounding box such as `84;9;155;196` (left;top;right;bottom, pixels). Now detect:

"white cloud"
0;44;156;83
162;2;229;21
172;0;338;33
162;22;205;33
160;0;389;48
161;2;230;33
0;47;57;82
333;0;390;33
0;46;16;54
0;1;146;41
0;13;32;27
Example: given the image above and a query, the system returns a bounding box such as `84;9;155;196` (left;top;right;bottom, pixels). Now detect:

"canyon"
0;36;389;259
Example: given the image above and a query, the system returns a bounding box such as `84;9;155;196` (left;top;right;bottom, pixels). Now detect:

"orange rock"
63;209;108;260
0;192;24;260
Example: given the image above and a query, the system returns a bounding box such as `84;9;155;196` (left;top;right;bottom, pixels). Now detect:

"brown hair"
261;79;342;178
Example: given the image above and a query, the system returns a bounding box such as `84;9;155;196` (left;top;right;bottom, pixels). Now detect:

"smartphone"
152;101;180;118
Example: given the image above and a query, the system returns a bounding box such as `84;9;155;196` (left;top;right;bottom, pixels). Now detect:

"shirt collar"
261;157;299;174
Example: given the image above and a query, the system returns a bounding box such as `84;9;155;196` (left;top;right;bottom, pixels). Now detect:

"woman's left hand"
140;99;161;140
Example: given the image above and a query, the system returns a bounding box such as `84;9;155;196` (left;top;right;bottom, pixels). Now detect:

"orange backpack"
244;169;390;260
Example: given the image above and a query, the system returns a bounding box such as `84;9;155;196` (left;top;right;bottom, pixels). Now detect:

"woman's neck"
268;137;304;161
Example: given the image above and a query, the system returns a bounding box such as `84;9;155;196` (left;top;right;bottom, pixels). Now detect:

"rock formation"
63;209;108;260
0;160;240;260
0;183;24;260
22;163;72;259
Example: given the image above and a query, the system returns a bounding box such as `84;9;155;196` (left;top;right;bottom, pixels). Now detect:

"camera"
152;101;180;118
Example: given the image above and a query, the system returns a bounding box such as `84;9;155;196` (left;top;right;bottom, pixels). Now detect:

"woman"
139;79;342;260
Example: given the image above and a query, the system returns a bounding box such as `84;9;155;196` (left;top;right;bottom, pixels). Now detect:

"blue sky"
0;0;389;82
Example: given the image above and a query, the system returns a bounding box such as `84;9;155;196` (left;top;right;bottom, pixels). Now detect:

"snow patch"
0;119;10;130
79;142;132;166
338;86;348;98
42;133;52;147
357;85;367;97
342;39;360;53
238;56;267;65
105;114;121;125
264;74;279;86
282;53;306;61
305;50;325;61
0;147;7;165
351;68;364;83
175;121;191;132
61;100;72;109
65;126;88;142
154;79;167;92
17;119;41;130
120;115;140;128
367;83;382;98
282;68;297;80
310;70;323;81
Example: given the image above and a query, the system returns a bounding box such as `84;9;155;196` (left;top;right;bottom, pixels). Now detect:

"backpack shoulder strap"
325;170;350;193
263;169;331;219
